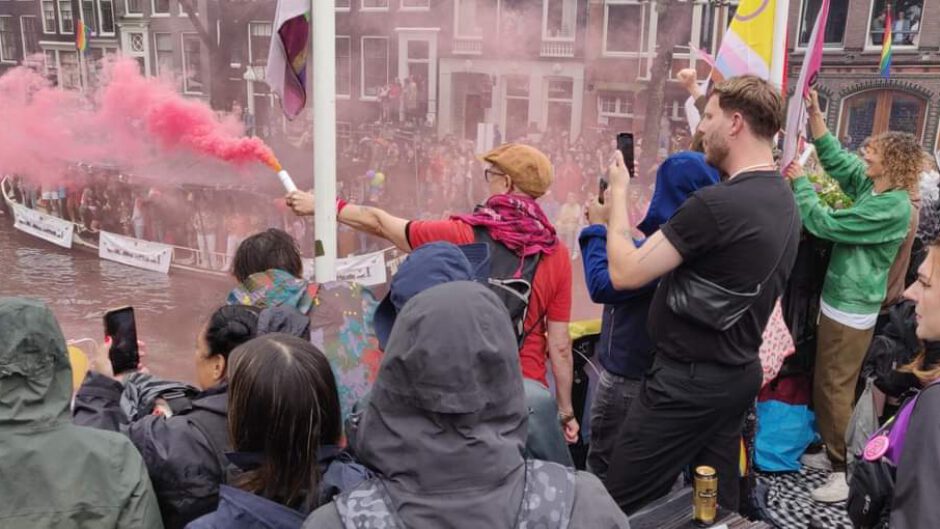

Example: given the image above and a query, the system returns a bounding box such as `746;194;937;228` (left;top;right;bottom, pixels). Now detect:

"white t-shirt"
821;300;878;331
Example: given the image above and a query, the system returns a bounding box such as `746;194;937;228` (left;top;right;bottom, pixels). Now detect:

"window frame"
57;0;74;35
597;93;634;119
124;0;143;17
399;0;429;11
602;0;650;58
335;0;351;11
151;0;171;17
41;0;57;34
0;16;17;64
541;0;577;43
335;35;352;99
247;20;273;66
152;31;173;77
360;0;389;12
98;0;115;35
794;0;848;51
80;0;97;36
20;15;40;59
359;35;389;101
454;0;483;39
864;0;925;51
180;32;204;94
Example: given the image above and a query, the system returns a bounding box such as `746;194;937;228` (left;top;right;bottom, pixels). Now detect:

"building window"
869;0;923;47
153;32;173;76
598;93;634;118
99;0;114;34
698;0;739;55
336;0;350;9
401;0;428;8
42;0;56;33
0;17;16;63
361;0;388;9
58;0;74;34
360;36;388;99
81;0;97;34
125;0;142;15
505;75;529;142
248;22;272;66
59;50;80;88
182;33;204;93
839;90;927;151
44;49;57;81
455;0;482;38
603;1;647;55
798;0;848;47
336;36;351;97
546;77;573;133
152;0;170;15
543;0;576;41
20;16;41;58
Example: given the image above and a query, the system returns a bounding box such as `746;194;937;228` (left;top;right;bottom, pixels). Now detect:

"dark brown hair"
710;75;784;141
227;334;342;511
232;229;303;283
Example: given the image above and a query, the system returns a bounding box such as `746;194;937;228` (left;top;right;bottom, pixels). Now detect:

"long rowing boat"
1;175;231;280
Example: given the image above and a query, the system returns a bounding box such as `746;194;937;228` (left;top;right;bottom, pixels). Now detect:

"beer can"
693;465;718;526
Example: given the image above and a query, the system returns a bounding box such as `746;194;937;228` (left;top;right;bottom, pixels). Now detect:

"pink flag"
782;0;829;170
266;0;309;120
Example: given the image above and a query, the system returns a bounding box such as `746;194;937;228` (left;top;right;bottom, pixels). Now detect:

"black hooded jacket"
303;282;630;529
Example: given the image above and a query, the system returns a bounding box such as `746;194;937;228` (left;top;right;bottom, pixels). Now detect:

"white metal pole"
311;0;337;281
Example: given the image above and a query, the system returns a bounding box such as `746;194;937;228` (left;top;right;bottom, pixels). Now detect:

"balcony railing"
540;40;575;58
453;37;483;55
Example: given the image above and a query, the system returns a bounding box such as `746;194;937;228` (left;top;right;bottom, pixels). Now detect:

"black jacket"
74;373;229;529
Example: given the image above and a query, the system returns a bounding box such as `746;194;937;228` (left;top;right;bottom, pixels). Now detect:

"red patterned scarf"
454;194;558;258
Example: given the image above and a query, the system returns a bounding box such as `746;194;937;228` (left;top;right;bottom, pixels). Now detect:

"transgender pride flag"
266;0;309;120
713;0;789;85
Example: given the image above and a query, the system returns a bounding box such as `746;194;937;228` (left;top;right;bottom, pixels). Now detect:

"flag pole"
310;0;337;281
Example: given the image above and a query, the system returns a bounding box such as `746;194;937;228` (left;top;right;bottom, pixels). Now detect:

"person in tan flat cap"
286;142;578;467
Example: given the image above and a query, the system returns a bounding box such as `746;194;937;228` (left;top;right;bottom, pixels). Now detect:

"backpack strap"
515;460;576;529
335;479;405;529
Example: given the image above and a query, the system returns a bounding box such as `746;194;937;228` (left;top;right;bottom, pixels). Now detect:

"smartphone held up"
103;306;139;375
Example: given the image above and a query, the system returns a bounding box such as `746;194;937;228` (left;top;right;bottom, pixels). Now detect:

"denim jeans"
586;369;641;480
523;379;574;467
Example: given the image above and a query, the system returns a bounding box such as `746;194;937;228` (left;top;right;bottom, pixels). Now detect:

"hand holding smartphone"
103;306;139;376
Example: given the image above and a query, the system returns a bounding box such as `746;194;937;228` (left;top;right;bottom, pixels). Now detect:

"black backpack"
473;226;542;348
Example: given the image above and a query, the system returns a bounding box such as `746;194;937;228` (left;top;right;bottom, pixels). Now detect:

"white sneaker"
801;450;833;472
811;472;849;503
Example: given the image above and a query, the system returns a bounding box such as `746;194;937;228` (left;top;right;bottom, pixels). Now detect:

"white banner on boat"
336;250;387;286
99;231;173;274
11;203;74;249
302;249;388;286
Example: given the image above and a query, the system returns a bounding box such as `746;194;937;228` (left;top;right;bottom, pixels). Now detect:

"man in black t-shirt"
600;76;800;515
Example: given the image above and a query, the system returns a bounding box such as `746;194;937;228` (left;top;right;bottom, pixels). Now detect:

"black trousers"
604;354;762;515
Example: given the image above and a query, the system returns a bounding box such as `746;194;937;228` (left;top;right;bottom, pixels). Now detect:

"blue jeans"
523;379;574;466
586;369;641;480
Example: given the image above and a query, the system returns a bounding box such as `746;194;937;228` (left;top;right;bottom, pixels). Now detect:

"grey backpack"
335;459;576;529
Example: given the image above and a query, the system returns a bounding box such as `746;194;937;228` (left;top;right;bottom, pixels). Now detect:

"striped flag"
266;0;309;120
880;7;893;79
713;0;788;84
75;19;90;53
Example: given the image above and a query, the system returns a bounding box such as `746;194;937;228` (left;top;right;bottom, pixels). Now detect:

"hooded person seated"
73;304;311;529
0;297;163;529
226;228;380;420
304;282;631;529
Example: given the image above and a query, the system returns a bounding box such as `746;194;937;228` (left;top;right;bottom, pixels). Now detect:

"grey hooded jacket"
0;297;163;529
303;282;630;529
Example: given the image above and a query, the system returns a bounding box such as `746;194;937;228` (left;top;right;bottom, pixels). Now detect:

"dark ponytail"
204;305;261;361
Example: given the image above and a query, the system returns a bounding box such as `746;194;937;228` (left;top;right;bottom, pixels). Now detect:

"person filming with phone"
601;76;800;515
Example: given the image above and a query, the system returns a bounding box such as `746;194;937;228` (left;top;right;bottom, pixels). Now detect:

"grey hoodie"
0;297;163;529
303;282;629;529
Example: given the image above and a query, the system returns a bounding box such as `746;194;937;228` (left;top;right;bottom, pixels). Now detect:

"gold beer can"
693;465;718;526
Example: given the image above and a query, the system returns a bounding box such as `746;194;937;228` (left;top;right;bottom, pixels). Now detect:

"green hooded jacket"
0;298;164;529
792;133;912;315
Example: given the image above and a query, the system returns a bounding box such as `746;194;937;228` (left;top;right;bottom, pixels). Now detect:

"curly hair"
871;131;923;193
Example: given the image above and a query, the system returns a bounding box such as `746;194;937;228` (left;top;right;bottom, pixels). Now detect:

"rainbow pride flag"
75;20;89;53
880;9;892;79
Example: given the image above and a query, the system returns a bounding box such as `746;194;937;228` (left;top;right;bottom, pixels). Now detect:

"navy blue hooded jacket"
579;151;719;378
